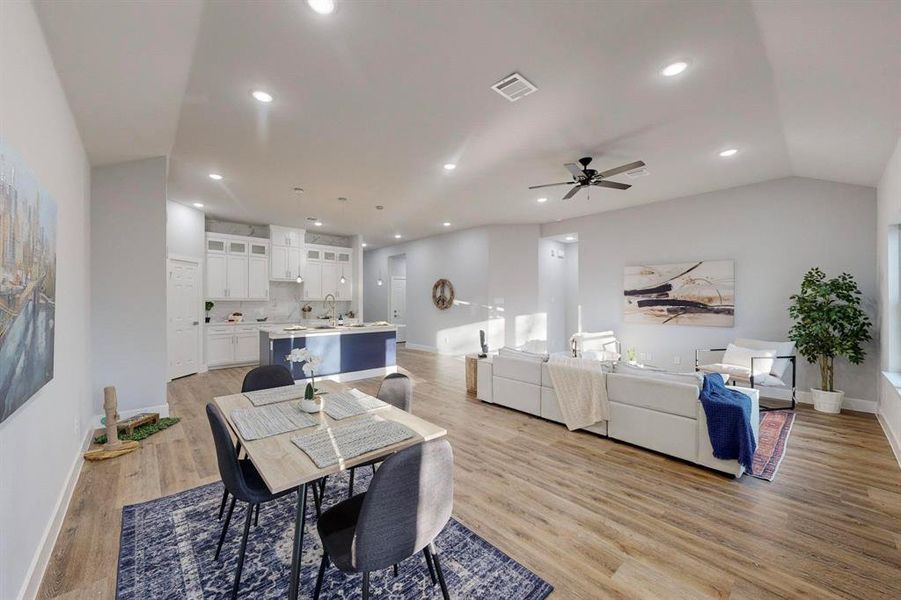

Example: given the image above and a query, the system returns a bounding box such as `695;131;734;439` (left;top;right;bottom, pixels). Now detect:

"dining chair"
346;373;413;497
216;365;298;523
207;403;299;600
313;438;454;600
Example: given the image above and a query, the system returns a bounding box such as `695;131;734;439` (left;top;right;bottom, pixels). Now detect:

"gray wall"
0;3;94;598
364;225;541;354
543;176;879;401
91;157;168;415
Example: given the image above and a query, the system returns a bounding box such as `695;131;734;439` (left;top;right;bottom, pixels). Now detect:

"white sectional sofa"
482;349;760;477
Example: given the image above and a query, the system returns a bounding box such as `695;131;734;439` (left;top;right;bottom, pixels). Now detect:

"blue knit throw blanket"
698;374;757;471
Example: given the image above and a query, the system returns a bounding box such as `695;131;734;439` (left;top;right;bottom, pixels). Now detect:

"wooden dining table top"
212;379;447;494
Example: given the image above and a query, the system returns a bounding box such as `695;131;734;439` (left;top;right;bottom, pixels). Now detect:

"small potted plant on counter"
287;348;323;412
205;301;214;323
788;267;871;413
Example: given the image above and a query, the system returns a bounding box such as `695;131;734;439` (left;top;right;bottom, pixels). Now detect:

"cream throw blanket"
547;355;609;431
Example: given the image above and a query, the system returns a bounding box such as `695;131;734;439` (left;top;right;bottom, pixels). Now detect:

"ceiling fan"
529;157;645;200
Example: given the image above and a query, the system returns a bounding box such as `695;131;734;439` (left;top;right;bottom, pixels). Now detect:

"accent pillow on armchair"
721;343;777;378
734;338;795;380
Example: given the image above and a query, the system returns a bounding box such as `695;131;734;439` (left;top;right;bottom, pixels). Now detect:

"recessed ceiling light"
443;163;457;171
719;148;738;157
252;90;273;103
307;0;335;14
565;236;575;241
443;222;451;227
314;221;323;227
192;202;204;208
361;242;368;248
661;61;688;77
208;173;223;180
537;197;548;203
394;234;402;239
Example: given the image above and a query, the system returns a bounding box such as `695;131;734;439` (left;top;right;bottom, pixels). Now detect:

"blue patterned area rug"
116;471;553;599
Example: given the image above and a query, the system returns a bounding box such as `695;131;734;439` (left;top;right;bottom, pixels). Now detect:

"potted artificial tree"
205;301;214;323
788;268;871;413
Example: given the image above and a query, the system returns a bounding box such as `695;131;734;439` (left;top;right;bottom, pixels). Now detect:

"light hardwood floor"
39;348;901;599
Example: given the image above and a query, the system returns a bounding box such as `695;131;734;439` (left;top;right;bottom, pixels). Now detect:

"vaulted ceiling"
36;0;901;247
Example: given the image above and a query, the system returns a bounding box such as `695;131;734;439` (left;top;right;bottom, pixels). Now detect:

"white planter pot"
811;388;844;414
300;396;322;413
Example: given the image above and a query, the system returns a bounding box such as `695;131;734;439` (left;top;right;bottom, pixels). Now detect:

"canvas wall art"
623;260;734;326
0;140;57;424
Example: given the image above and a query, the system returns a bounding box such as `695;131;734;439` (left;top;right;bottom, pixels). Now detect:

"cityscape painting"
0;140;57;424
623;260;734;327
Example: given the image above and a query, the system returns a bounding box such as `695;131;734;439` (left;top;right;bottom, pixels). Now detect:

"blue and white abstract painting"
0;140;57;423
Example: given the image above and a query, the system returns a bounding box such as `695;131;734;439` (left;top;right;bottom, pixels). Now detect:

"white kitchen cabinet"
321;262;338;299
206;234;269;300
206;253;228;299
303;261;323;299
248;256;269;300
226;254;248;299
234;331;259;363
336;269;353;300
270;225;303;248
206;332;236;367
288;248;303;280
269;225;305;281
271;245;289;280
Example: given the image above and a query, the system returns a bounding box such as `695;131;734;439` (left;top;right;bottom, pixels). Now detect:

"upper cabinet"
206;234;269;301
269;225;305;281
301;243;353;300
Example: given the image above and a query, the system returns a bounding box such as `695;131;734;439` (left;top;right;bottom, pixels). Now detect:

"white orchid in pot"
286;347;323;413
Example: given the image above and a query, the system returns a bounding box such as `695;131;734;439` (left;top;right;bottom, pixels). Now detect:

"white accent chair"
695;338;796;411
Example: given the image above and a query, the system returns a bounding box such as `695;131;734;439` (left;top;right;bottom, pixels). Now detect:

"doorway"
388;254;407;343
167;256;202;380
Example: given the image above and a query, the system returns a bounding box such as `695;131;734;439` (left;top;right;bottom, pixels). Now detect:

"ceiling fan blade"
592;179;631;190
598;160;645;179
562;185;583;200
528;181;575;189
564;163;585;179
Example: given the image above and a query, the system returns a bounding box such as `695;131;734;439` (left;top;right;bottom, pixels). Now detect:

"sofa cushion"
613;362;704;387
606;373;699;419
493;354;542;385
735;338;795;379
722;343;776;378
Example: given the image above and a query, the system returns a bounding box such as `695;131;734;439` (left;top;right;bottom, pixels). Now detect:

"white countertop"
261;323;397;339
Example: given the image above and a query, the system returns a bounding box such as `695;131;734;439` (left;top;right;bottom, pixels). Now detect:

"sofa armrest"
729;386;760;443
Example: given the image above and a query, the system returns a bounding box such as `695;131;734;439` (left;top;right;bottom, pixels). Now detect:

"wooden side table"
465;353;479;395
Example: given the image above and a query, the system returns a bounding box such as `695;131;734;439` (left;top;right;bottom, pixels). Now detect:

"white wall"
363;225;541;354
538;239;567;353
0;3;93;598
564;243;580;341
91;157;168;416
166;200;204;259
877;137;901;458
542;177;879;402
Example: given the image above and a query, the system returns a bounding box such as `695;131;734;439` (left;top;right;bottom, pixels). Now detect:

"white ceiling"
36;0;901;248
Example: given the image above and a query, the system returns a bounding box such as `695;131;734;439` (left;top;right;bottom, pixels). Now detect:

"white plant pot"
300;396;322;413
811;388;844;414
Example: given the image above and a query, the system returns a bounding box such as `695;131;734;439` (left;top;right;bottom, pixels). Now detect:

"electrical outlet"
673;356;681;366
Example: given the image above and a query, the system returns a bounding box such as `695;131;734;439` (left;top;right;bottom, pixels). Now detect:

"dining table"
212;378;447;600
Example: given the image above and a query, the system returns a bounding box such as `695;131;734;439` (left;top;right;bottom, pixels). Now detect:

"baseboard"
795;391;876;413
19;427;93;600
91;402;171;428
405;343;438;353
876;412;901;471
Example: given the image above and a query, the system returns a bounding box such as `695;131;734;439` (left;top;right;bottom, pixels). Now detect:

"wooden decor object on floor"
84;386;139;461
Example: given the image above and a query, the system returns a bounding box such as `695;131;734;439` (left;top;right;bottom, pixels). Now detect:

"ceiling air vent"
491;72;537;102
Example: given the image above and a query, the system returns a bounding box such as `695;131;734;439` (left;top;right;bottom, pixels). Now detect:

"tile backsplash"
206;282;353;323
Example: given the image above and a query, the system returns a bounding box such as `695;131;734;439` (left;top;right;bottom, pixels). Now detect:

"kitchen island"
259;324;397;382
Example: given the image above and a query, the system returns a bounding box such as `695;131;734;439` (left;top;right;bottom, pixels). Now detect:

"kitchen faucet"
324;293;337;326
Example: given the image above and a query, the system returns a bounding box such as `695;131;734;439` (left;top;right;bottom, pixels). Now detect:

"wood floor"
39;347;901;599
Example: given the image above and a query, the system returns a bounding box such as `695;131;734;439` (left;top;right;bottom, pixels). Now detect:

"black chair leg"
311;480;322;517
218;488;229;520
231;503;254;600
348;468;355;498
423;548;437;585
393;563;399;577
313;551;329;600
430;543;450;600
362;571;370;600
215;496;236;560
254;504;260;527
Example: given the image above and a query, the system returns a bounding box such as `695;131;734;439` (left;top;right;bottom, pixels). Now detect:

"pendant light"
339;264;347;284
377;268;383;286
296;274;304;283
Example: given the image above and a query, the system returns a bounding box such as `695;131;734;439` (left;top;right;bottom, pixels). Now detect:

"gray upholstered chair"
314;438;454;600
347;372;413;497
206;403;299;600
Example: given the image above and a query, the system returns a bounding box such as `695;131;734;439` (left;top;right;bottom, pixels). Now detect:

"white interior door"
390;277;406;342
168;258;201;379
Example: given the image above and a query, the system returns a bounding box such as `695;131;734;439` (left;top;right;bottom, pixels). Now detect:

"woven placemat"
243;384;305;407
231;401;318;440
322;389;388;420
291;417;415;468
